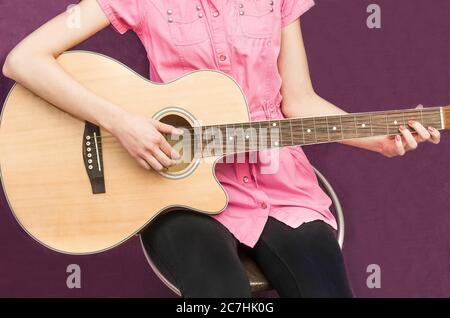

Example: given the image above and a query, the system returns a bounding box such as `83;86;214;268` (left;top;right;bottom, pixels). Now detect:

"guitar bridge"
83;122;105;194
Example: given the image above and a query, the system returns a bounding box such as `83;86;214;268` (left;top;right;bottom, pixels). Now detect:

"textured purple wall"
1;0;449;297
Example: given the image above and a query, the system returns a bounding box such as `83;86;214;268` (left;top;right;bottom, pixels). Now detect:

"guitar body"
0;51;250;254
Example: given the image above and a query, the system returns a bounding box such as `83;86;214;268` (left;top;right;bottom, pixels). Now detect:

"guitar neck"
196;106;447;157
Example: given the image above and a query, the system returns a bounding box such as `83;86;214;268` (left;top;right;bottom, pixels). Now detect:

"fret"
193;126;202;159
420;108;441;129
289;119;294;146
258;120;270;151
402;109;421;132
240;122;248;152
369;113;373;136
424;108;442;129
268;120;281;149
279;119;293;147
313;117;317;143
203;125;224;157
386;112;402;135
235;123;246;161
326;116;343;141
289;118;304;146
341;114;358;139
247;122;257;162
237;122;249;153
200;125;209;157
248;122;256;152
292;118;306;146
326;116;330;141
302;117;316;144
278;120;284;147
313;117;329;143
225;124;236;156
301;118;305;145
370;112;389;136
355;114;372;138
385;112;389;135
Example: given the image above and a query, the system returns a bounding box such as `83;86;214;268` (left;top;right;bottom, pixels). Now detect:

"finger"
137;158;151;170
399;125;418;150
142;154;164;171
153;148;176;168
427;127;441;144
154;120;184;135
159;136;181;159
408;120;431;141
395;135;406;156
415;104;424;109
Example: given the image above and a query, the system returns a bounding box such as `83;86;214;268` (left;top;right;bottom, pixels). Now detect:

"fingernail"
175;129;184;135
399;125;405;131
408;120;415;126
395;135;401;141
428;127;435;132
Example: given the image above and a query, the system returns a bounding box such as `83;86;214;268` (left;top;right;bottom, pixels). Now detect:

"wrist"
341;136;384;154
98;104;128;135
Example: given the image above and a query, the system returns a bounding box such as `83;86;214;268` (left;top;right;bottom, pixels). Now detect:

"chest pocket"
237;0;276;39
164;2;209;46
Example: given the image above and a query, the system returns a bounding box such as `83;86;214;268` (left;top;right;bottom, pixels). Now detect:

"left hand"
377;106;441;158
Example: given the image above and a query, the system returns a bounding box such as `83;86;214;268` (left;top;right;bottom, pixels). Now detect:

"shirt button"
243;176;249;183
260;202;268;209
212;11;220;17
219;54;227;61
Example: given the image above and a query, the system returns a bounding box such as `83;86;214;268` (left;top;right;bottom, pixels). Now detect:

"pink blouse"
97;0;337;247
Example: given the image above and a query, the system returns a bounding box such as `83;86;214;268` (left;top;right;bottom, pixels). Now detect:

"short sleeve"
281;0;315;28
97;0;143;34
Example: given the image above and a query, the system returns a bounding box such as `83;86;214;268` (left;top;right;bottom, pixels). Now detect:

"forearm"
2;0;122;132
3;52;124;132
282;93;383;153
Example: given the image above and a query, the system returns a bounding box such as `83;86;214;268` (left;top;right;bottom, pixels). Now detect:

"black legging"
141;210;353;298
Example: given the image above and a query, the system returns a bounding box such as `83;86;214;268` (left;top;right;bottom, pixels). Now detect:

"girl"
2;0;440;298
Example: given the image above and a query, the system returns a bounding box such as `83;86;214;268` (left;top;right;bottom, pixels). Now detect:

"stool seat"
238;247;270;292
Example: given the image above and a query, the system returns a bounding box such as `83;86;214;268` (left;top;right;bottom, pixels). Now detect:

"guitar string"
85;109;443;142
87;110;442;141
90;128;439;160
91;116;442;151
88;118;443;151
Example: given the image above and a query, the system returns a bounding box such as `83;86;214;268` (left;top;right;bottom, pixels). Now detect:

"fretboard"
190;107;444;157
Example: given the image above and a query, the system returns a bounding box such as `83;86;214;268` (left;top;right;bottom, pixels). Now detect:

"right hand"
111;111;183;171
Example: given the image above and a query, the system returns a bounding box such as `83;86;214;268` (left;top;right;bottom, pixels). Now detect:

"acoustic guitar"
0;51;448;254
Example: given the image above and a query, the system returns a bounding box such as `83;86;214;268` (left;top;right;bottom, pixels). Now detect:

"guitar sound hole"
159;114;196;175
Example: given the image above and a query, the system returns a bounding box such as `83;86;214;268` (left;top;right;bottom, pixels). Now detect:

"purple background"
1;0;449;297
